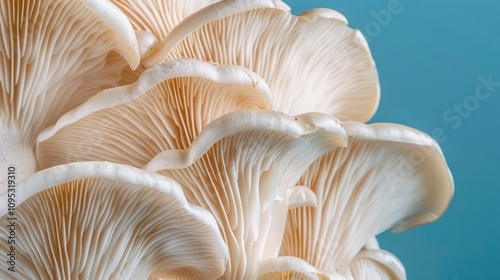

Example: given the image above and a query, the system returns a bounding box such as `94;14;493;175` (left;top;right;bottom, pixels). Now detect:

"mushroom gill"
0;0;142;191
279;122;453;277
36;59;270;169
0;162;228;279
1;0;455;279
145;0;379;122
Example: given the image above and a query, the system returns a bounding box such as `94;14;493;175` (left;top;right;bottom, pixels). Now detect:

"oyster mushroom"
36;59;270;169
0;0;144;191
0;162;228;279
258;239;405;280
13;0;454;278
277;122;453;277
144;0;379;122
148;110;347;279
35;55;350;279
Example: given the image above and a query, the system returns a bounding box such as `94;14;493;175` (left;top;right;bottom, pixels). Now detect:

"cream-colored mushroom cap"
149;110;347;279
144;0;379;122
36;59;270;169
0;162;228;279
280;122;453;275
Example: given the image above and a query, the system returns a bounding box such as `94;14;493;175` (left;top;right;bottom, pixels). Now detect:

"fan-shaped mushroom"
279;122;453;276
36;59;270;169
144;0;379;121
258;256;342;280
4;0;455;278
148;110;347;279
0;162;228;279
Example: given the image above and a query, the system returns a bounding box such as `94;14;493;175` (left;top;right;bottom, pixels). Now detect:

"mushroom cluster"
0;0;453;279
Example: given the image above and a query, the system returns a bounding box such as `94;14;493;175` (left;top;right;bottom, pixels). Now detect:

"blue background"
287;0;499;279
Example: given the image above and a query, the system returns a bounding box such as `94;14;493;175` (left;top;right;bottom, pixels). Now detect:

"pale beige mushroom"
36;59;270;169
35;53;350;278
0;0;143;191
146;110;348;279
143;0;379;122
38;89;349;278
278;122;453;277
0;162;228;279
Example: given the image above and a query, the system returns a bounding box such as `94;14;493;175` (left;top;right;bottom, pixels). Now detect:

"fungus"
0;0;143;190
279;122;453;277
1;0;455;279
151;110;347;279
144;0;379;122
35;56;352;279
0;162;228;279
36;59;270;169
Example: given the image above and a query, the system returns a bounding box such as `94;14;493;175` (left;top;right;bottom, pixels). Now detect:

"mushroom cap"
144;0;379;122
258;256;343;280
280;122;453;273
152;110;347;279
36;59;270;169
0;162;228;279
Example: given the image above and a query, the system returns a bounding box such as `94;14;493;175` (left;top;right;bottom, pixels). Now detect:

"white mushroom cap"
151;110;347;279
36;59;270;169
144;0;379;122
0;162;228;279
280;122;453;274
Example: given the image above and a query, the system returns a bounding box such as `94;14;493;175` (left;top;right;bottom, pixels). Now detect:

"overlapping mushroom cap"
36;58;271;168
1;0;454;279
275;123;453;278
144;0;379;121
0;162;228;279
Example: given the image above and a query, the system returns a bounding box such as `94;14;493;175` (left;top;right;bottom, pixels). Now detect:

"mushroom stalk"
0;123;36;193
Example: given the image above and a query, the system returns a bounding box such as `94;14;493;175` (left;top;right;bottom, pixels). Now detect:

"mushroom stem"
0;125;36;193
